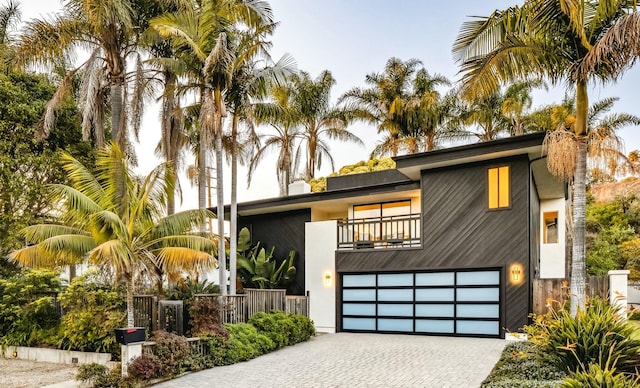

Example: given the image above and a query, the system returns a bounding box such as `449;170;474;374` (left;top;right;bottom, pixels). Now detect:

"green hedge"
81;312;316;387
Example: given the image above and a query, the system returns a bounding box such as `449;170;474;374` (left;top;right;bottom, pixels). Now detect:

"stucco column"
121;343;142;377
608;269;630;318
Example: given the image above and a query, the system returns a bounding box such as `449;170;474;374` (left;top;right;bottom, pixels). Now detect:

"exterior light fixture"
510;263;523;285
323;271;332;287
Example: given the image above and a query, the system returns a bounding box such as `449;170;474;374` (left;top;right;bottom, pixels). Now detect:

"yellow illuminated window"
543;211;558;244
488;166;510;209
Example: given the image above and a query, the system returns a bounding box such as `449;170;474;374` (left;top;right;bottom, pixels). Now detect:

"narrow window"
488;166;510;209
543;211;558;244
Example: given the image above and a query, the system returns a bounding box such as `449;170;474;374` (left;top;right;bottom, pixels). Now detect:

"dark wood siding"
336;155;532;333
239;209;311;295
530;170;540;318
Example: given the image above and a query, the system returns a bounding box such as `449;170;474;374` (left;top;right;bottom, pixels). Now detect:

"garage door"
341;269;501;337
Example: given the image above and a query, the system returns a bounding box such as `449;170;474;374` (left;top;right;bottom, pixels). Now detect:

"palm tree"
453;0;640;315
340;57;451;156
17;0;144;149
293;70;363;180
250;75;304;196
547;96;640;179
151;0;274;294
10;143;216;326
224;26;295;294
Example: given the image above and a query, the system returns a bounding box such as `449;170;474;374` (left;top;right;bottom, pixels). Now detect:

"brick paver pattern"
154;332;506;388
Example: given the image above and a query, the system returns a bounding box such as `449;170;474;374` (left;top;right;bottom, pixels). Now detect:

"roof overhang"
225;181;421;218
394;133;548;179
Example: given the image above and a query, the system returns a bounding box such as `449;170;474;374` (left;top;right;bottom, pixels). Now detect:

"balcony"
337;214;421;250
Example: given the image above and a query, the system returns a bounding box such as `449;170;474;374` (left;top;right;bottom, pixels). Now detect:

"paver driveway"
154;332;506;388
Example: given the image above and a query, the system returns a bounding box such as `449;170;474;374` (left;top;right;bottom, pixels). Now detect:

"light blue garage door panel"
341;269;501;337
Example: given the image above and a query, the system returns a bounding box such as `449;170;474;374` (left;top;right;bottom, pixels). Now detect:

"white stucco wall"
305;220;337;333
539;198;566;278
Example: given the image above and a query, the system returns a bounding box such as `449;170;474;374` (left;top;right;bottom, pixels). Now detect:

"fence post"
608;270;630;318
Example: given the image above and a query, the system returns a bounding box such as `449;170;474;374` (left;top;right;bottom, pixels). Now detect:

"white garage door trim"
340;268;502;337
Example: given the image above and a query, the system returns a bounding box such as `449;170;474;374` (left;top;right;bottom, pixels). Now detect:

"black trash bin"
114;327;146;345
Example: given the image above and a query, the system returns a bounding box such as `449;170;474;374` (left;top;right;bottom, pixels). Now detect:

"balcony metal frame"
337;213;421;250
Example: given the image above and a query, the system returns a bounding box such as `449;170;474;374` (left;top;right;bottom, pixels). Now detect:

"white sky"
18;0;640;210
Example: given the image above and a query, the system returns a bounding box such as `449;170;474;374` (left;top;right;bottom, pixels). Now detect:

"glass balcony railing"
337;214;421;249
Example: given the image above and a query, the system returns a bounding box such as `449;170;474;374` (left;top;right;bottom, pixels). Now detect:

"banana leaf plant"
236;227;296;289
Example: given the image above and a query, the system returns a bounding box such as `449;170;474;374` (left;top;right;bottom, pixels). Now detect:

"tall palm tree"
151;0;274;294
224;26;295;294
293;70;363;180
453;0;640;315
340;57;420;157
340;57;451;156
250;88;303;196
17;0;144;149
10;143;216;326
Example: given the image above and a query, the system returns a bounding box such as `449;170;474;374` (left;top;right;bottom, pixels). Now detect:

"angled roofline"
393;132;546;179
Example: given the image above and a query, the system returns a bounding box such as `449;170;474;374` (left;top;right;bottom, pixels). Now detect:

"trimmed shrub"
524;297;640;373
225;323;274;363
481;341;567;387
248;311;315;348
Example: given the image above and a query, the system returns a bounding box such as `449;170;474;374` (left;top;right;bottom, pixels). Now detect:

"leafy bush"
481;341;567;387
167;277;219;301
236;227;297;290
150;331;191;376
127;354;163;380
248;311;315;348
225;323;274;363
189;296;225;336
56;273;125;354
561;362;640;388
524;297;640;373
0;269;61;346
76;363;132;388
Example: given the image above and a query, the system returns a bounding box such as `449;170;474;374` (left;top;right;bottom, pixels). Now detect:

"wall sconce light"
323;271;332;287
510;263;523;285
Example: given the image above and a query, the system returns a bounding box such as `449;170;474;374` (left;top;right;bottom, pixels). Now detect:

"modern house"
234;133;567;338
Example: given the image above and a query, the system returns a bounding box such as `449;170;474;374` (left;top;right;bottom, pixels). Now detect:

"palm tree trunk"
111;81;124;148
215;89;227;296
569;80;589;317
69;264;76;282
126;275;135;327
569;138;587;316
230;115;238;295
164;72;178;217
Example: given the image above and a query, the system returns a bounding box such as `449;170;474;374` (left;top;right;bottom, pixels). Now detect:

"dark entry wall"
238;209;311;295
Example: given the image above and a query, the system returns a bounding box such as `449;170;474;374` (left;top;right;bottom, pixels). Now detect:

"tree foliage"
0;71;91;261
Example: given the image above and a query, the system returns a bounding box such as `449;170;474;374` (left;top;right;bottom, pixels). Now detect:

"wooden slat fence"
194;294;247;324
245;289;287;317
532;276;609;314
133;295;157;331
134;290;310;334
285;295;309;317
